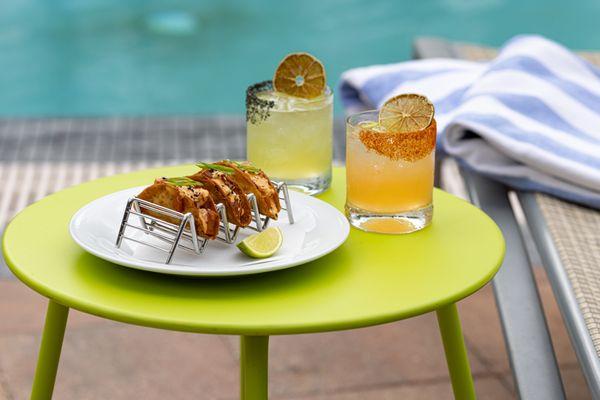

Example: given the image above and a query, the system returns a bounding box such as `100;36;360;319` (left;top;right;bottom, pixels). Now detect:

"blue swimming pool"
1;0;598;116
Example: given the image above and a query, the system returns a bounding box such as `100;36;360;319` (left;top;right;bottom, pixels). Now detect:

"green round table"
2;166;504;400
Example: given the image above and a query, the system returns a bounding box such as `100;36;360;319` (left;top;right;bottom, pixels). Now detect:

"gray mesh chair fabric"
536;194;600;355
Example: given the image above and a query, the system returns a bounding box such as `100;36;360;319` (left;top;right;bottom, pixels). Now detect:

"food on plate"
237;227;283;258
136;177;220;239
215;160;281;219
134;161;283;242
188;163;253;227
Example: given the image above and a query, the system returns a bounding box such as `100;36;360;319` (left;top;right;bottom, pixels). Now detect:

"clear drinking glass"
345;110;436;234
246;81;333;195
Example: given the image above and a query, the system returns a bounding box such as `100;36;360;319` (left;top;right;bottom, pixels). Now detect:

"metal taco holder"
115;181;294;264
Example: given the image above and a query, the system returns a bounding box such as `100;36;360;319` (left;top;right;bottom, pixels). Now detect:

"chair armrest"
461;168;565;399
518;192;600;399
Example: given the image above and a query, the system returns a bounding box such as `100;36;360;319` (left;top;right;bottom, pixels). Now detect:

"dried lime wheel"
379;94;434;132
273;53;326;99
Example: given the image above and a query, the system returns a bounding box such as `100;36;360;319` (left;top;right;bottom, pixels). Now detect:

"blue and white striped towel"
339;35;600;209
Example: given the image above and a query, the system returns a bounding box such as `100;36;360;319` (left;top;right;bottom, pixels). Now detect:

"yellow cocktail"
246;84;333;193
345;99;436;234
246;53;333;195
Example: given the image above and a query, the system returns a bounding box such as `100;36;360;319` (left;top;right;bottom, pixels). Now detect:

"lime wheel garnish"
379;94;434;132
273;53;326;99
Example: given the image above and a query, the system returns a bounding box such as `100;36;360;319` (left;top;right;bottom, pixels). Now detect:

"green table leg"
31;300;69;400
436;303;476;400
240;335;269;400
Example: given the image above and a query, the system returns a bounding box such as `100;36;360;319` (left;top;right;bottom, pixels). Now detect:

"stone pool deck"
0;267;590;400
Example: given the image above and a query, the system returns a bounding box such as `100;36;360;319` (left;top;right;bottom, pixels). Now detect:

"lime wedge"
237;227;283;259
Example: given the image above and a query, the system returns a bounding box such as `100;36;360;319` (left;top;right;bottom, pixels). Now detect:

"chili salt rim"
246;80;275;124
359;119;437;162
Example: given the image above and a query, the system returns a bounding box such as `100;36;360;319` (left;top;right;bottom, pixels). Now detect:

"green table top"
2;166;504;335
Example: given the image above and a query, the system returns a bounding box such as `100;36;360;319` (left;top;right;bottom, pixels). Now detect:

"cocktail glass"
345;110;436;234
246;81;333;195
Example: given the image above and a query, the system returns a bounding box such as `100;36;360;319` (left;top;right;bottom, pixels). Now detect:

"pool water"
1;0;599;116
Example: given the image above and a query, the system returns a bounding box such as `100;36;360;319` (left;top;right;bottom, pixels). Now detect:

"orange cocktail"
345;95;436;234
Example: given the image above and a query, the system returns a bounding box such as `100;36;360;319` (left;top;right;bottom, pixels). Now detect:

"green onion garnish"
232;160;261;174
165;177;202;187
196;162;234;174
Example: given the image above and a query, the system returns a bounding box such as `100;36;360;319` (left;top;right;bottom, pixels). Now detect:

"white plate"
69;187;349;277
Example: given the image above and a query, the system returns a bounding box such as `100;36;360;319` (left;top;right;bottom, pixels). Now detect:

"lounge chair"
414;37;600;400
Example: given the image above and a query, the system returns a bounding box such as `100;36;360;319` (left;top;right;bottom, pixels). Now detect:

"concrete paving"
0;268;590;399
